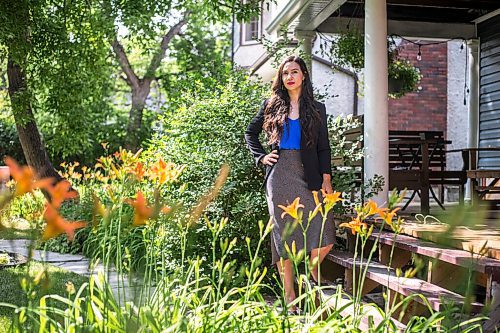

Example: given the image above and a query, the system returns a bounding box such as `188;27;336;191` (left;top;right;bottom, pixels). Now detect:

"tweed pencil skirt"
266;149;335;264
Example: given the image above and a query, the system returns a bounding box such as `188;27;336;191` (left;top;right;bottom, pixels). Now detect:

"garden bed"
0;251;28;269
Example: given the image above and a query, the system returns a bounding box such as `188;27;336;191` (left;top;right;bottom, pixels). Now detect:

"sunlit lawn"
0;217;36;240
0;262;87;333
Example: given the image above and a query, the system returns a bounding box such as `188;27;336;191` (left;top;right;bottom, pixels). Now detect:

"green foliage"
5;191;45;223
327;115;384;212
319;30;422;99
330;30;364;70
0;0;274;165
0;0;118;162
169;17;230;79
388;59;422;98
0;115;24;164
0;261;87;333
147;69;270;268
0;212;487;332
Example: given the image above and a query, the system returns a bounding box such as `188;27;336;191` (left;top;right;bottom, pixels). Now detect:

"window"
241;3;262;44
244;16;260;42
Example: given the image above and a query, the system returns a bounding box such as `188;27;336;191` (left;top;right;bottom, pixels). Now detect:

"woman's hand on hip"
261;150;279;166
321;175;333;194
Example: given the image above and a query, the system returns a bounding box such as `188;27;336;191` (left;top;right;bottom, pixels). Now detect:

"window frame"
240;2;263;45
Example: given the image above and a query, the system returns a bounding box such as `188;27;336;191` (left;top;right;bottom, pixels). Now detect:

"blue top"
279;118;301;149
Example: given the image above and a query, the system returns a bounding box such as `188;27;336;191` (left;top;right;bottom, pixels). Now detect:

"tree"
105;0;269;150
0;0;269;175
0;0;116;175
1;0;60;179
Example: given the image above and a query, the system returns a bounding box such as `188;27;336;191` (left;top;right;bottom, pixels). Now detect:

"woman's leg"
276;258;296;306
309;244;333;282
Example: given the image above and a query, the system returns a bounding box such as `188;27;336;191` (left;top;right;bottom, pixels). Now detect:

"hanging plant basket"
388;77;405;95
388;59;421;98
326;30;422;98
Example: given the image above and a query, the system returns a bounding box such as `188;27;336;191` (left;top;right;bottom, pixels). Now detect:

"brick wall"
388;41;448;133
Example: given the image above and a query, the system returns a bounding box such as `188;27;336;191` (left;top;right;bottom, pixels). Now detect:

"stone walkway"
0;239;152;303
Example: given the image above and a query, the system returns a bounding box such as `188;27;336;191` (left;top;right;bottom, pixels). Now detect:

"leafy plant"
327;114;384;213
147;68;270;270
320;29;422;99
0;151;489;332
0;183;486;332
331;30;364;70
0;116;24;165
388;58;422;98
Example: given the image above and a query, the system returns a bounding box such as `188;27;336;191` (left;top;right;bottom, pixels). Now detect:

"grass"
0;217;36;241
0;261;87;333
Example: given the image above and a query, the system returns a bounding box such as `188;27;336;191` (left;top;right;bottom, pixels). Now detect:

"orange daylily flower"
377;207;401;226
132;162;145;180
149;159;183;185
320;189;342;210
365;200;380;217
42;204;86;241
339;217;368;235
126;191;153;226
4;157;53;196
150;159;169;184
312;190;323;211
320;189;342;204
92;194;108;228
278;197;304;220
47;180;78;208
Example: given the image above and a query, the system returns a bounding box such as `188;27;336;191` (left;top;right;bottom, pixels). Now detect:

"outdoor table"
388;137;452;215
446;147;500;207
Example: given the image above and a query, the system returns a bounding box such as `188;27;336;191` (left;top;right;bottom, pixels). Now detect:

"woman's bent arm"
317;103;332;176
245;99;269;166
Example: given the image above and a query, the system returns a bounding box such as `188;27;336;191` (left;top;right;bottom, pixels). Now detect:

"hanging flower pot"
325;30;422;98
388;77;405;95
388;59;422;98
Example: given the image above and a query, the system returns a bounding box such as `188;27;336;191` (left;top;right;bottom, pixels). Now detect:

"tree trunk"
7;56;61;181
126;80;151;150
113;12;189;151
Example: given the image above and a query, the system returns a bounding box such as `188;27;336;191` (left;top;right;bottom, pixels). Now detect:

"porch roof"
336;0;499;24
267;0;500;39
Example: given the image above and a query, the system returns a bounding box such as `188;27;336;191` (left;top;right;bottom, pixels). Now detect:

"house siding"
478;14;500;169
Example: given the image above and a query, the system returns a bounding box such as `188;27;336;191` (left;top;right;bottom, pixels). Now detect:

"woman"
244;55;335;307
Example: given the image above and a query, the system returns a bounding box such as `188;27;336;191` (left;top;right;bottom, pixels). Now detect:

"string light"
389;34;466;62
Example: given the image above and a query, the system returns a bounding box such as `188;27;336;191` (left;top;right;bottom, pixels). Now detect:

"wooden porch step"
319;287;407;332
326;250;484;312
369;230;500;275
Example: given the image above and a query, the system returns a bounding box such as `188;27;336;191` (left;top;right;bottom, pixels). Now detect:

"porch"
265;0;500;330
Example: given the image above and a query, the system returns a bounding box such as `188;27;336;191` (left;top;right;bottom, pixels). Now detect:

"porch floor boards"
391;202;500;260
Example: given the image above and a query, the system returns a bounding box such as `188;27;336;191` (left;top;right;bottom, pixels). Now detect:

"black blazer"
244;99;332;190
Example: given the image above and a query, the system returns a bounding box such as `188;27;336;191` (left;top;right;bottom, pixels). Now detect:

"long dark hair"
263;55;321;148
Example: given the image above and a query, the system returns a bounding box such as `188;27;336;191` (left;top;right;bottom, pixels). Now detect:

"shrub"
146;69;270;270
327;115;384;213
0;116;24;164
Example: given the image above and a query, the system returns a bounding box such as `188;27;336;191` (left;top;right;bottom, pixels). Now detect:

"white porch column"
466;39;480;200
468;40;480;149
364;0;389;204
295;30;315;79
